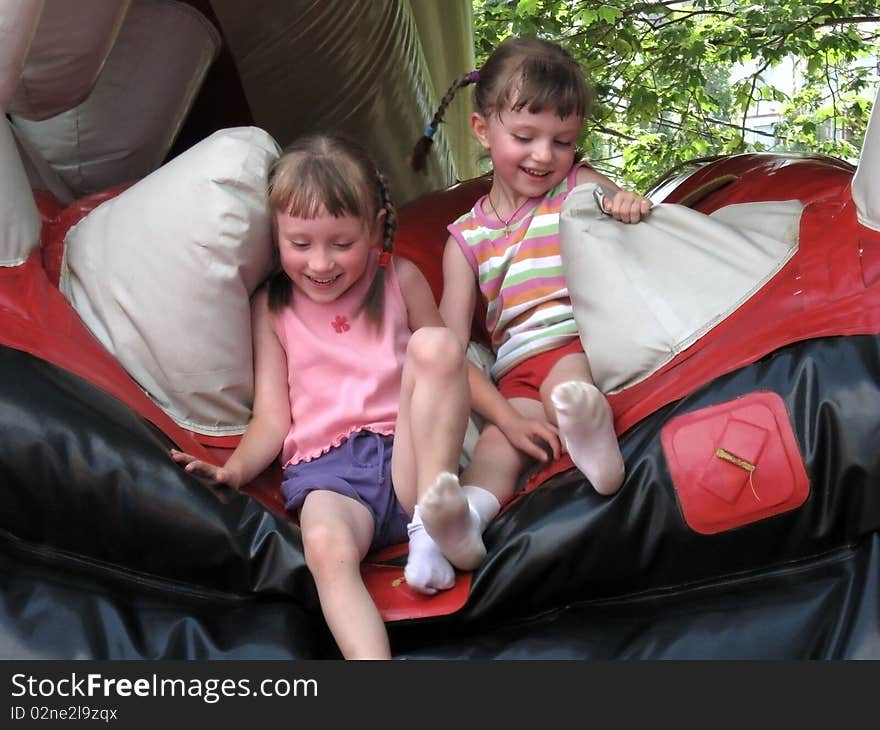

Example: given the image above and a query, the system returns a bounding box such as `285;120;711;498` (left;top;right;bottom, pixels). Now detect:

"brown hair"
410;36;591;172
267;134;397;324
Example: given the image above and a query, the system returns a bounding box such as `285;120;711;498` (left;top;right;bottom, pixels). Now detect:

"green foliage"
471;0;879;190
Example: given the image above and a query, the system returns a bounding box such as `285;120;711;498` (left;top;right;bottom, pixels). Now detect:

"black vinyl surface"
1;334;879;659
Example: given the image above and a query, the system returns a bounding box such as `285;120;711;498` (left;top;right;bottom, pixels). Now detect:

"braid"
377;170;397;252
363;170;397;324
409;70;479;173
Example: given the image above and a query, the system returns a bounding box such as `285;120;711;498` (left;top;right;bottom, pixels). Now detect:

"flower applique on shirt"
331;315;350;333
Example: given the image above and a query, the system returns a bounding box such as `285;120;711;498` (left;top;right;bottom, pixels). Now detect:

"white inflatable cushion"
560;183;803;393
10;122;74;204
11;0;219;198
0;0;43;110
0;111;41;266
853;84;880;232
7;0;130;120
60;126;281;435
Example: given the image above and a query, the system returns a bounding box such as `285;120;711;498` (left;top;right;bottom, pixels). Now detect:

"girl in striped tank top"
408;36;652;568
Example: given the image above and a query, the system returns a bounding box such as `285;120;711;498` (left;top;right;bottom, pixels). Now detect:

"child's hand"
602;189;652;224
498;414;562;463
170;448;241;489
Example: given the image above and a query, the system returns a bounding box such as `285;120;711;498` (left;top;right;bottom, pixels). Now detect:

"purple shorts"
280;431;409;551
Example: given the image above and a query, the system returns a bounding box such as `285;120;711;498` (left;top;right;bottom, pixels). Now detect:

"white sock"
551;380;625;496
461;484;501;531
419;472;497;571
404;506;455;595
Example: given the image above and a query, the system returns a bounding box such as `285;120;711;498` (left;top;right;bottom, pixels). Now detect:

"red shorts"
497;338;584;402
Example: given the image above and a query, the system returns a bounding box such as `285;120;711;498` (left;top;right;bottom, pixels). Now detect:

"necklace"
486;194;531;235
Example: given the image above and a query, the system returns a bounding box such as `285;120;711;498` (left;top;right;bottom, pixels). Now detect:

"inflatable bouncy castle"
2;0;880;659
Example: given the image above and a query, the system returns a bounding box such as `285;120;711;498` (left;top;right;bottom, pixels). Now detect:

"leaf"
472;0;879;186
516;0;540;15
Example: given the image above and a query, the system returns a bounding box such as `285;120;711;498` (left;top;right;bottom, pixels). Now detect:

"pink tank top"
273;254;410;466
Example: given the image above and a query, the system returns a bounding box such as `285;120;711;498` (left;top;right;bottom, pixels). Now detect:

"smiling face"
472;106;582;207
275;208;380;303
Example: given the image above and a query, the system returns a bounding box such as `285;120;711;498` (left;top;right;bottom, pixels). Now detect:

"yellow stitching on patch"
715;448;756;472
716;448;761;501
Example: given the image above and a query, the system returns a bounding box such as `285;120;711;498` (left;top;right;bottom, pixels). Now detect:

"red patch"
661;391;810;534
331;316;350;333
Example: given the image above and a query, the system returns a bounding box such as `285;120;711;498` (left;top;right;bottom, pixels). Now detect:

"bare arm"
439;238;559;461
576;165;652;224
439;237;503;421
395;255;445;330
170;288;292;489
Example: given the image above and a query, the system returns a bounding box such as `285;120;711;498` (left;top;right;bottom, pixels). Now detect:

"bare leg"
459;398;543;504
392;327;470;509
393;327;471;587
420;397;543;570
299;491;389;659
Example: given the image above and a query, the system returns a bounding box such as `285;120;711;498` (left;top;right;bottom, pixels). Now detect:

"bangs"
504;58;587;119
269;154;370;221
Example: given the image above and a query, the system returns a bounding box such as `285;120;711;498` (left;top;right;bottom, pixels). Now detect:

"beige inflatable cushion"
560;183;803;393
60;126;281;435
0;112;41;267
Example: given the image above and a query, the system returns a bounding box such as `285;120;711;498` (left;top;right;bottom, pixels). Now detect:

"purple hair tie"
466;70;480;83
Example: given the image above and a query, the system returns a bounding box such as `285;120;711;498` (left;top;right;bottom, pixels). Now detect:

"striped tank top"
447;163;584;378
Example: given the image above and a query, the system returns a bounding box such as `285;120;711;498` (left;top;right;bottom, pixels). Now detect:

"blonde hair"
267;134;396;324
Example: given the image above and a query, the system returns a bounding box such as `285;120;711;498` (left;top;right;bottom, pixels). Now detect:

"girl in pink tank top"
171;134;500;659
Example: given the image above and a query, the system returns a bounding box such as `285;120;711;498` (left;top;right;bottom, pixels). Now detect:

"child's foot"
551;380;625;495
404;506;455;595
419;472;486;571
